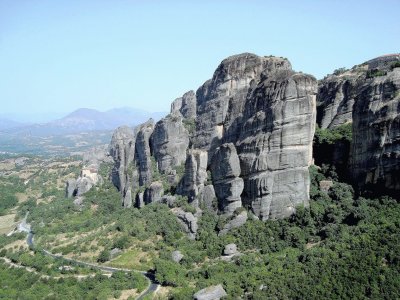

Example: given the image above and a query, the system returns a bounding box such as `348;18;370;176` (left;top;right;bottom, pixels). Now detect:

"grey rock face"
317;54;400;129
66;165;103;197
193;284;227;300
193;53;292;154
144;181;164;204
173;207;198;239
350;60;400;195
171;250;184;263
135;119;155;186
171;90;197;119
161;195;176;207
210;143;244;214
177;150;208;201
223;243;237;256
151;114;189;173
109;126;136;205
317;72;361;129
218;211;248;236
66;179;77;198
237;70;317;220
198;185;217;211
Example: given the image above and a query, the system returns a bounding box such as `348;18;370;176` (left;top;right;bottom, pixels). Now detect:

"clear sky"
0;0;399;121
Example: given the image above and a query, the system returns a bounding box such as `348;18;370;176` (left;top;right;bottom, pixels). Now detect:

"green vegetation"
333;67;348;75
0;261;147;299
182;118;196;135
314;123;352;145
0;175;25;215
366;69;387;78
390;61;400;70
156;165;400;299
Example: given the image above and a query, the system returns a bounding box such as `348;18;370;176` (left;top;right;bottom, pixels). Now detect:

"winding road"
25;230;159;300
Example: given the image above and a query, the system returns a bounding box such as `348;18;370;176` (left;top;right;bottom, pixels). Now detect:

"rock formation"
210;143;243;214
177;150;208;202
350;55;400;196
171;90;197;119
109;126;136;205
66;165;103;197
317;54;400;196
135;119;155;186
151;114;189;173
193;284;227;300
110;53;317;222
236;68;317;220
144;181;164;204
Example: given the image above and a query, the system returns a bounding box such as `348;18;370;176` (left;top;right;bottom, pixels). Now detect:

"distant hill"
0;108;166;136
0;118;26;130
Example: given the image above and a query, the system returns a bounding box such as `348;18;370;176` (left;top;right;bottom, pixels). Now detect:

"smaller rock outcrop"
171;250;184;263
198;185;217;212
193;284;227;300
66;165;103;197
144;181;164;204
223;243;237;256
218;211;248;236
172;207;199;240
171;90;197;119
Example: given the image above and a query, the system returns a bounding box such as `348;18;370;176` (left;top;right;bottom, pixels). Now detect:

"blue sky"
0;0;399;121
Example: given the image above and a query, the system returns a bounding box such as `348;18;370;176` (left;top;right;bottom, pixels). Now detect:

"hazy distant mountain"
0;108;167;136
0;118;26;130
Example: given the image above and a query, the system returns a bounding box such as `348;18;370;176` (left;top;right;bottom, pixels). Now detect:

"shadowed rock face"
317;54;400;197
351;61;400;196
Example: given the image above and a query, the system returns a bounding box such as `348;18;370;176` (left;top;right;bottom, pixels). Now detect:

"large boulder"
193;284;227;300
172;207;198;240
151;114;189;173
144;181;164;204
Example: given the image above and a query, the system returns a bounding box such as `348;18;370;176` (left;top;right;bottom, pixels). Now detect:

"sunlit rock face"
110;53;318;220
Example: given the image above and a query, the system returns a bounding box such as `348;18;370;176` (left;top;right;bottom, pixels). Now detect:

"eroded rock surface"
151;114;189;173
109;126;136;204
177;150;208;201
350;55;400;196
135;119;155;186
210;143;243;214
171;90;197;119
193;284;227;300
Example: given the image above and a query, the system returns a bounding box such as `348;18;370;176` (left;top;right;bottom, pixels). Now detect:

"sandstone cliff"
109;53;317;221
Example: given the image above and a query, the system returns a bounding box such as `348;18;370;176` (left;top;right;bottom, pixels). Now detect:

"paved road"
26;231;159;299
